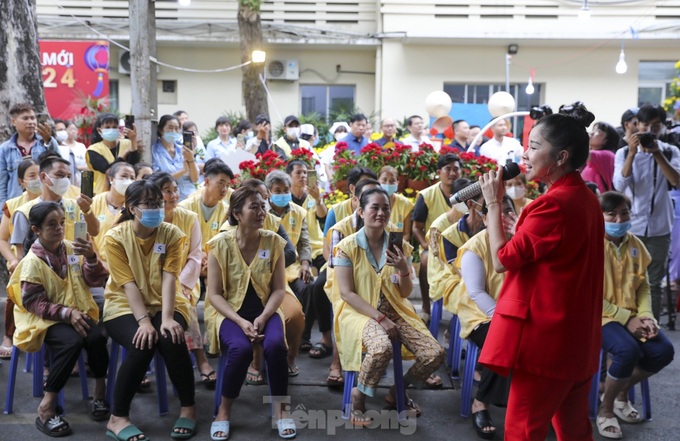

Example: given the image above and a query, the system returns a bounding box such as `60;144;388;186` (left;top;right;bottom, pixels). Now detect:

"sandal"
309;342;332;359
90;398;111;421
171;417;197;439
596;416;623;439
36;415;72;437
200;370;217;390
137;375;151;392
276;418;297;439
472;409;496;440
245;367;265;385
299;341;313;353
106;424;149;441
287;364;300;377
613;399;642;424
0;345;12;360
385;393;422;417
326;372;345;388
210;421;229;441
424;372;443;389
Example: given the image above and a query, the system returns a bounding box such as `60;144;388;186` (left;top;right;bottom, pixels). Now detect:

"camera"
638;132;656;149
529;105;553;121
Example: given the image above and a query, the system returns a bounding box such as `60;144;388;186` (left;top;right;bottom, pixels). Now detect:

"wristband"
136;314;148;323
399;271;409;278
486;201;501;208
83;208;92;215
376;314;386;324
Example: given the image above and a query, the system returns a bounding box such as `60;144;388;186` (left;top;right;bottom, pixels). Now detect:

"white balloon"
488;92;516;117
425;91;452;118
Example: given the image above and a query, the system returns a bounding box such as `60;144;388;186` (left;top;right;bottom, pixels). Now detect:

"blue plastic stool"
429;299;443;339
588;350;652;421
448;316;464;379
341;340;406;421
4;345;88;415
459;340;479;418
106;340;169;416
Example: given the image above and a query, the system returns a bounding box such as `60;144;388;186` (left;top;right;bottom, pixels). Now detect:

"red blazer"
479;172;604;381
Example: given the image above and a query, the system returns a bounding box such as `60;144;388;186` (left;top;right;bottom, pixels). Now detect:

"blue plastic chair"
429;298;443;339
459;340;479;418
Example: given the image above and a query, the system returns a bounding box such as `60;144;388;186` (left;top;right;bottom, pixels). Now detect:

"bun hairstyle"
534;102;595;171
115;180;164;225
228;185;263;226
24;201;64;252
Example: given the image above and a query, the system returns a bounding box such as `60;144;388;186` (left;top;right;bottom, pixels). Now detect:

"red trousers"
504;369;593;441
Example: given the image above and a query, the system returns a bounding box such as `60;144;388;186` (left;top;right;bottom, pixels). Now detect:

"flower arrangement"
72;95;111;144
525;181;541;199
239;150;287;181
382;142;411;174
331;142;357;184
289;148;319;169
663;60;680;120
407;143;438;181
324;188;350;208
357;142;386;171
458;152;498;181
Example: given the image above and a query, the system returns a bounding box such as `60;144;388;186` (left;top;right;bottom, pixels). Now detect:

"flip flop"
106;424;150;441
350;409;372;428
276;418;297;439
424;372;443;389
308;342;332;359
171;417;197;439
287;364;300;377
385;394;422;417
245;368;265;385
326;373;345;388
299;341;313;353
36;415;72;437
210;421;229;441
200;370;217;390
0;345;12;360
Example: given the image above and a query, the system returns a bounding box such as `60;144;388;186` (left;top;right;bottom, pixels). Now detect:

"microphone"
450;162;521;204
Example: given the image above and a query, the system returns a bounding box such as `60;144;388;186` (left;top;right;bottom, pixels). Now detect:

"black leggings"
43;321;109;393
302;259;332;341
105;312;195;417
468;322;511;406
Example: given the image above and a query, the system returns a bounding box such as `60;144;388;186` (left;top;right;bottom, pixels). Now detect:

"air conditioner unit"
266;59;299;81
118;50;160;75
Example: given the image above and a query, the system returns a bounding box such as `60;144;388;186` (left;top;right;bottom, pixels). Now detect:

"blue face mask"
381;183;398;197
136;208;165;228
604;221;632;238
163;132;182;144
270;193;292;208
101;128;119;142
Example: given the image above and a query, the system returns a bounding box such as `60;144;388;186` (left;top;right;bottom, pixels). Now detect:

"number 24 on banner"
42;67;76;89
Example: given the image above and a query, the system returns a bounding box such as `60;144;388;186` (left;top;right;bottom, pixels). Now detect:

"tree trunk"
0;0;45;141
129;0;158;163
238;1;268;123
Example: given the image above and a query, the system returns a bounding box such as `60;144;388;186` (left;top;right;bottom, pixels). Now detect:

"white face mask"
286;127;300;139
25;178;43;195
55;130;68;143
506;186;526;200
112;178;134;195
46;176;70;196
334;132;345;142
454;201;469;215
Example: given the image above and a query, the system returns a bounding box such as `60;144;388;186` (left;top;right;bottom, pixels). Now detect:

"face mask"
604;221;632;238
381;183;398;197
55;130;68;143
334;132;345;142
100;128;120;142
506;186;526;200
163;132;182;144
112;178;134;195
25;178;42;194
135;208;165;228
454;201;469;215
46;176;70;196
245;130;254;140
286;127;300;139
270;193;292;208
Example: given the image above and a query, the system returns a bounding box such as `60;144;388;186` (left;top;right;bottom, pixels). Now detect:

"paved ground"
1;295;679;440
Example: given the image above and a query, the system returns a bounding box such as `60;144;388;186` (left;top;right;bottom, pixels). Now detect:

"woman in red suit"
479;105;605;441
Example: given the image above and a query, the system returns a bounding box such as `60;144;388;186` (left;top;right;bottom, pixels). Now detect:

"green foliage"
239;0;262;11
396;116;410;139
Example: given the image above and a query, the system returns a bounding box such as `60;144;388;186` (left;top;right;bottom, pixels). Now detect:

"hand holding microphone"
450;162;521;204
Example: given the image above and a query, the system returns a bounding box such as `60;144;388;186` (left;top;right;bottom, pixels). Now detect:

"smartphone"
125;114;134;130
37;113;50;125
236;133;245;145
183;131;194;150
388;231;404;254
81;170;94;198
74;222;87;243
307;169;317;188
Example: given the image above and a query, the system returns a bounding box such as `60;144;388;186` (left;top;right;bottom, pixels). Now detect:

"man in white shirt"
613;104;680;320
402;115;428;152
478;118;523;165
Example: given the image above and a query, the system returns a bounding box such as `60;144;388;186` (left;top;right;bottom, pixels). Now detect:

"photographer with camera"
614;104;680;321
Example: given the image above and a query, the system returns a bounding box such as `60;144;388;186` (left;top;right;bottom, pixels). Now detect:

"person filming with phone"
614;104;680;321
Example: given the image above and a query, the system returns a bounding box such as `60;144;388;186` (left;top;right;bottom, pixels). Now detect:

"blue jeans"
602;321;674;379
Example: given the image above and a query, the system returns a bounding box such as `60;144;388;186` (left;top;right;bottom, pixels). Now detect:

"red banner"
39;40;110;121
